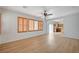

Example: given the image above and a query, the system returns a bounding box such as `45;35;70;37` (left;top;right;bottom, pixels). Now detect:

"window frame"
28;19;34;32
34;20;39;31
38;20;43;31
18;17;28;33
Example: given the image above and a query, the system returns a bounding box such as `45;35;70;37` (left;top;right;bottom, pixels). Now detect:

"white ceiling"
0;6;79;19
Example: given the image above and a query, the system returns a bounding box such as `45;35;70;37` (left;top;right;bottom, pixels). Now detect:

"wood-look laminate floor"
0;33;79;53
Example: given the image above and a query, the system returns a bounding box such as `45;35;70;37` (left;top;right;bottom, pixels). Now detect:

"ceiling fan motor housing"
44;12;47;16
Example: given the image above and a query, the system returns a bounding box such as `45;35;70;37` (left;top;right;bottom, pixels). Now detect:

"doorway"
48;19;64;35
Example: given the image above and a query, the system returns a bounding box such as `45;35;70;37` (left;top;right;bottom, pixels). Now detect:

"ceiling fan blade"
47;14;53;16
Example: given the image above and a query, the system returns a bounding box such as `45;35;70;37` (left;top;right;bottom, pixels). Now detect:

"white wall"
47;13;79;39
64;13;79;39
0;10;47;44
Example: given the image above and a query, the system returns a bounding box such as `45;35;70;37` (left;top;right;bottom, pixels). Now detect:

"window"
18;17;28;32
23;18;28;31
18;17;43;33
28;19;34;31
34;21;38;31
38;21;43;31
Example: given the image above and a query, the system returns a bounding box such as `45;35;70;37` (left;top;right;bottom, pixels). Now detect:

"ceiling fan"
43;10;53;17
41;7;53;17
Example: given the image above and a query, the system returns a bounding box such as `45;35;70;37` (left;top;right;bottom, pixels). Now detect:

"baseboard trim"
64;34;79;39
0;33;47;45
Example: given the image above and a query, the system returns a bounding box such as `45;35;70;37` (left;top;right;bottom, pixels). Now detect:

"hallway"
0;33;79;53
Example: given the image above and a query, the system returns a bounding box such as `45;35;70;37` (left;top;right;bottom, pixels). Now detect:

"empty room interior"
0;6;79;53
